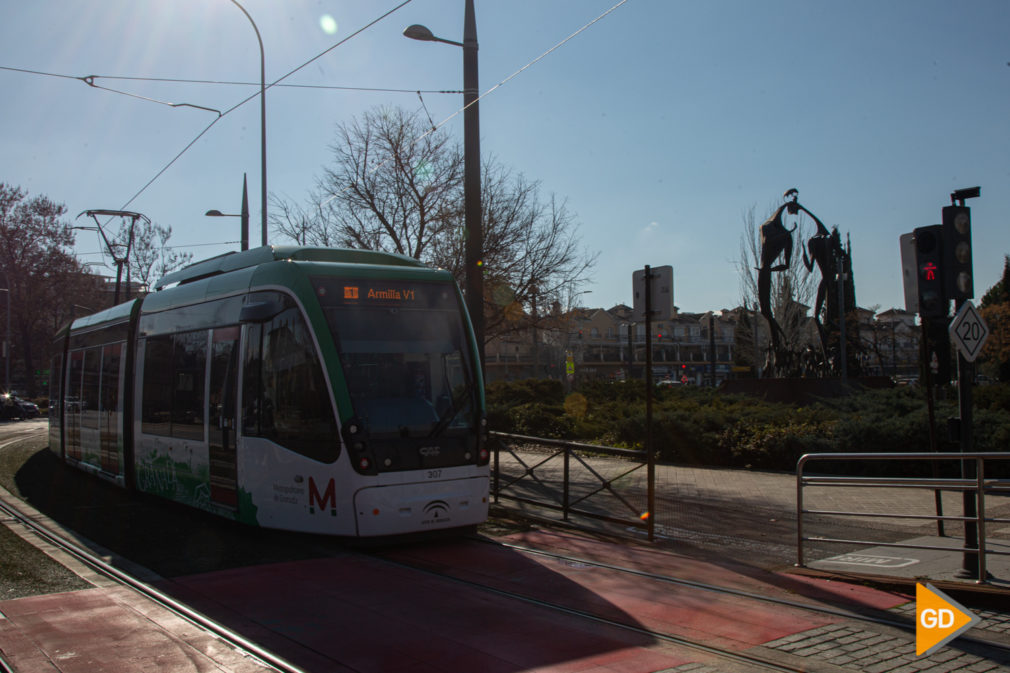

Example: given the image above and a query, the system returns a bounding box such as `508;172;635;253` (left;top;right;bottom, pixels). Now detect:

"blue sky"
2;0;1007;314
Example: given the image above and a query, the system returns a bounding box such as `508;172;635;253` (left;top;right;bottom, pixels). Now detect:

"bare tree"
271;105;597;344
273;106;462;257
0;183;101;395
113;219;193;292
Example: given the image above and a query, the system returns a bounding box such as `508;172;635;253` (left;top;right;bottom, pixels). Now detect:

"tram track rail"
367;535;1010;672
366;548;817;673
479;537;1010;654
0;494;306;673
491;538;915;629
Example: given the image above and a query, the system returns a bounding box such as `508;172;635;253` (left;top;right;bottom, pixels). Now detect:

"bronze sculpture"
755;189;859;378
757;188;800;352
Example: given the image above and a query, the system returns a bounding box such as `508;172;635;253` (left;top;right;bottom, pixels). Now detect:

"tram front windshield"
313;277;477;437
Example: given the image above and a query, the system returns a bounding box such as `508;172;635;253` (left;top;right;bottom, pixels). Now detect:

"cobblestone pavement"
762;622;1010;673
667;621;1010;673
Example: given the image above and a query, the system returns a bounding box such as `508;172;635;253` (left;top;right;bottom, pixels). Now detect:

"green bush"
486;379;565;407
484;379;1010;472
506;403;574;438
718;419;838;469
975;383;1010;413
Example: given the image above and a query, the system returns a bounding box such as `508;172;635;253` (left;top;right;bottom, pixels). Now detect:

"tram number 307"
427;470;442;479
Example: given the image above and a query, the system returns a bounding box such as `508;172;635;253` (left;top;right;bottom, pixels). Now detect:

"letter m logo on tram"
309;477;337;516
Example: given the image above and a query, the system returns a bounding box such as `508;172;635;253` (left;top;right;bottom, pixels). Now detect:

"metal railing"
796;452;1010;582
491;431;654;539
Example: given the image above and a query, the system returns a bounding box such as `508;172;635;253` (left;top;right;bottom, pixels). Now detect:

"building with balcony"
484;302;922;386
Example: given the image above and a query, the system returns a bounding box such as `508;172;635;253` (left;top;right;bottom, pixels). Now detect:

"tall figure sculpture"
798;201;832;356
797;198;857;376
757;189;800;352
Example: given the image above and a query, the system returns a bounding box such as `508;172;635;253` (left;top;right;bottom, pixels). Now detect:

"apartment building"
484;303;922;385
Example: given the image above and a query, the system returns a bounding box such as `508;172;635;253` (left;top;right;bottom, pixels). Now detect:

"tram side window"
142;336;173;436
100;343;122;418
242;304;338;463
141;331;207;440
48;352;62;427
81;348;102;430
172;331;207;441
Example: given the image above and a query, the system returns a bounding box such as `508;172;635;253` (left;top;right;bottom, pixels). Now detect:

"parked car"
15;397;39;418
1;394;26;421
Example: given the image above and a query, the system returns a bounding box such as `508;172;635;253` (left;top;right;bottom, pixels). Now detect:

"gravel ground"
0;519;91;600
0;428;91;599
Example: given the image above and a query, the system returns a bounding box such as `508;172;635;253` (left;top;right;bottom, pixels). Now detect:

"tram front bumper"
353;476;489;536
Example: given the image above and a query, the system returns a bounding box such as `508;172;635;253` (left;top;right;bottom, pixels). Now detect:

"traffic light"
942;204;972;305
913;224;948;319
922;319;951;386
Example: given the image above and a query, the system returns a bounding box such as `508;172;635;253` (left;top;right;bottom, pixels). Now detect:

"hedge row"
485;379;1010;473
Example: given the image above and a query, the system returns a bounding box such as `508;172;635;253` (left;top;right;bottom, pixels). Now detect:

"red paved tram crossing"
1;528;913;673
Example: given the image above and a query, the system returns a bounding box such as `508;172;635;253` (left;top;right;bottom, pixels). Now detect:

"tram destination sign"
312;277;458;310
948;300;989;363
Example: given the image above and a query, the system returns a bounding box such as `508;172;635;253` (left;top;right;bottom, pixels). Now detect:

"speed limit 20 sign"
948;301;989;362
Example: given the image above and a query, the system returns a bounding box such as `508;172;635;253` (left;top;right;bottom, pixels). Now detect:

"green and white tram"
49;247;489;536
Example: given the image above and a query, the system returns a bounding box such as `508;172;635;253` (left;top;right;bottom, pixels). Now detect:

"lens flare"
319;14;338;35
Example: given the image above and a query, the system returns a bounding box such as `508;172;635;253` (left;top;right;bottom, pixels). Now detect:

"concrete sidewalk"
0;484;279;673
656;462;1010;588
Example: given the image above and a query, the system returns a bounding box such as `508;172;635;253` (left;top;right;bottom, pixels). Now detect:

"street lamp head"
403;23;463;47
206;209;242;218
403;24;436;41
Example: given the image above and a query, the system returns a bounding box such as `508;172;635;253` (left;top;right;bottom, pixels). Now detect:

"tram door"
209;327;240;509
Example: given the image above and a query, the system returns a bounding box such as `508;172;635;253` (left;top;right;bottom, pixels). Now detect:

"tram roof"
68;298;140;332
153;246;427;291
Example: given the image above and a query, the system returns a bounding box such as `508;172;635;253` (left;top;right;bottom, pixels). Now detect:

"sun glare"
319;14;338;35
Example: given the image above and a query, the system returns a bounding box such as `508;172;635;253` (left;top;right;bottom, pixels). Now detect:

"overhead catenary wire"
5;0;630;251
319;0;631;209
113;0;418;215
29;0;418;260
76;240;242;259
0;66;223;114
130;0;629;213
0;65;460;94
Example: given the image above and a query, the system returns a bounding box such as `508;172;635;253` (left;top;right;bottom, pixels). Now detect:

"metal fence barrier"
796;452;1010;582
490;431;654;539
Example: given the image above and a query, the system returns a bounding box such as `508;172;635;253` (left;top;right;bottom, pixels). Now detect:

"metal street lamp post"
228;0;267;246
404;0;484;372
0;279;9;393
206;174;251;251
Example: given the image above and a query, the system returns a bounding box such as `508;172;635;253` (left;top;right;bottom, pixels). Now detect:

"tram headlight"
476;416;490;465
343;417;378;474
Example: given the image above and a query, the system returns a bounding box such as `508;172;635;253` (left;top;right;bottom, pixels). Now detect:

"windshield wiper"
428;385;471;439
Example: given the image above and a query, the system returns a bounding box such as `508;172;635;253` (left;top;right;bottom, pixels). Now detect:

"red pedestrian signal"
913;225;948;320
